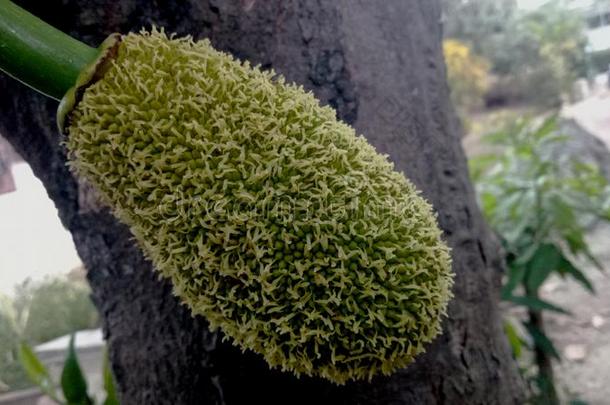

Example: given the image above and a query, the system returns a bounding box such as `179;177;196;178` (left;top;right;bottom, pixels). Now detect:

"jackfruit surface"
65;30;453;384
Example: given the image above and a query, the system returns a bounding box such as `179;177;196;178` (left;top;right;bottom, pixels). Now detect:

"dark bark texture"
0;1;524;404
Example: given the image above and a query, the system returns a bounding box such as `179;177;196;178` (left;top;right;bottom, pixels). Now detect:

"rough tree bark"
0;0;524;404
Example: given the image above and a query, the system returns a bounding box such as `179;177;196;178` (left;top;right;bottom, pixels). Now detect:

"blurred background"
443;0;610;403
0;0;609;404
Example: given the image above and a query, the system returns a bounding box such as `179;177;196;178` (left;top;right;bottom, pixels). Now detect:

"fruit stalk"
0;0;98;100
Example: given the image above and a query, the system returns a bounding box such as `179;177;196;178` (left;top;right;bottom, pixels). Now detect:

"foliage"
19;277;99;345
19;336;118;405
0;297;19;351
0;276;99;392
441;0;517;60
0;297;29;391
466;107;540;149
442;0;588;107
19;342;63;403
470;116;610;401
443;39;490;112
512;2;587;106
65;30;454;384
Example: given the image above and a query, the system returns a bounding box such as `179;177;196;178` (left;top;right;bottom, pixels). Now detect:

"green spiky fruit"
63;30;453;384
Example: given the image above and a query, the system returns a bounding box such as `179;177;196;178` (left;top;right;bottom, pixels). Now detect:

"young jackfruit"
63;30;453;384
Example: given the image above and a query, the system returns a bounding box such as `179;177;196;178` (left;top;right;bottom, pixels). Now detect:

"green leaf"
524;322;561;360
563;231;593;262
480;192;498;219
61;334;92;405
580;243;604;271
549;195;578;231
496;191;526;222
504;295;571;315
543;134;570;145
513;241;541;266
504;321;522;358
557;256;594;293
19;342;51;386
18;342;62;403
564;227;604;270
532;115;557;140
526;243;561;292
483;128;511;145
501;216;531;246
468;154;498;182
103;347;119;405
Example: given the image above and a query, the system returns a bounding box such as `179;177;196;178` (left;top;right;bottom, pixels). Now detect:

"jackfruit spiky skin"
64;30;453;384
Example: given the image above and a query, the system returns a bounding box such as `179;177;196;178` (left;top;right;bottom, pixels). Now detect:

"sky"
0;163;81;296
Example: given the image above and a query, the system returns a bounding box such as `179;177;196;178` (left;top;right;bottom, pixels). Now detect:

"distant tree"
0;276;98;392
442;0;587;107
18;277;99;345
0;296;29;391
443;38;490;112
520;2;587;99
0;296;18;354
441;0;518;64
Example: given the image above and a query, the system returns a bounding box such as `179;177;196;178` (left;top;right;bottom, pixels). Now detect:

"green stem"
0;0;98;100
528;308;558;404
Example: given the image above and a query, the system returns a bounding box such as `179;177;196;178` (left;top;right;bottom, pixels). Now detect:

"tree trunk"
0;0;525;403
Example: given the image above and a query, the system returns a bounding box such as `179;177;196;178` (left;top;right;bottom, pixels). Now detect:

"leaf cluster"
19;335;117;405
471;116;610;361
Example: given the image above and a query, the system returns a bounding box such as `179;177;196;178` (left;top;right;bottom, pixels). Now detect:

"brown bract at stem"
57;33;122;135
